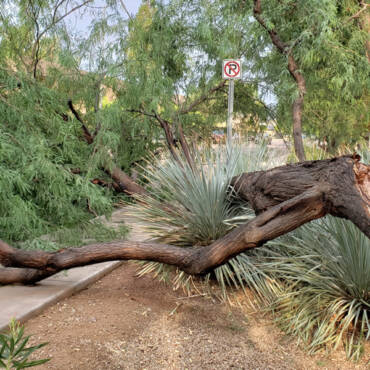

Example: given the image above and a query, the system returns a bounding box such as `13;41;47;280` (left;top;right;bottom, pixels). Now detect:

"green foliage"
124;0;369;150
120;0;266;140
18;221;128;252
242;0;370;150
0;319;50;369
0;69;114;242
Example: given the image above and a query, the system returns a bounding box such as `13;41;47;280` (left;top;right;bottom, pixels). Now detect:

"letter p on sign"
223;59;242;79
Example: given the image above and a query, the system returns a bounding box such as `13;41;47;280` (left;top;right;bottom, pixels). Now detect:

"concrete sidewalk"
0;209;147;332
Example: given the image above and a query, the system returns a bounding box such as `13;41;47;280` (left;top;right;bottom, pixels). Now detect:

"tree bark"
253;0;306;161
152;111;182;165
231;154;369;237
0;188;327;284
67;100;94;144
107;167;148;196
0;155;368;285
288;55;306;162
176;122;195;171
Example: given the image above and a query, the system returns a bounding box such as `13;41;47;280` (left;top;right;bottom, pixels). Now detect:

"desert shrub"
130;142;369;359
228;215;369;359
128;142;279;293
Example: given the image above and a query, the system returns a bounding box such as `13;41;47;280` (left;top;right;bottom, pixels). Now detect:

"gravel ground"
25;262;369;370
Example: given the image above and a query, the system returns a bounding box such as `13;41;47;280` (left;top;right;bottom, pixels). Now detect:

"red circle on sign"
224;61;240;78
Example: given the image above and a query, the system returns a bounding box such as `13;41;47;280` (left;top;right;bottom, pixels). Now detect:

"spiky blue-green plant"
130;142;369;359
127;142;278;293
227;213;370;360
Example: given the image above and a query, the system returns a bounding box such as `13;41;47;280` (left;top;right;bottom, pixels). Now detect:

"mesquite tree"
0;154;369;285
0;0;369;244
240;0;369;154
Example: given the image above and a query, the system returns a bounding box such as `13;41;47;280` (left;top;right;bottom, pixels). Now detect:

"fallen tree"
68;80;227;195
0;154;368;285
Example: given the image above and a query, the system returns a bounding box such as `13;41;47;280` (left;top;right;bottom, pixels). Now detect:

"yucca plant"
222;144;370;359
127;142;279;294
227;214;370;360
130;142;369;359
358;147;369;164
271;217;369;359
0;319;50;369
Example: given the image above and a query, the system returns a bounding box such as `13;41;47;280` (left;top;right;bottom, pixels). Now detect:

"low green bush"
0;319;49;369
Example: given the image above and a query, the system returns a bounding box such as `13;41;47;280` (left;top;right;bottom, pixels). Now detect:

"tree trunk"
288;55;306;161
0;155;368;285
253;0;306;161
108;167;148;196
231;154;369;236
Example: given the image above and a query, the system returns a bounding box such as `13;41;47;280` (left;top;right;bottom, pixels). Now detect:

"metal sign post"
227;79;234;148
222;59;241;148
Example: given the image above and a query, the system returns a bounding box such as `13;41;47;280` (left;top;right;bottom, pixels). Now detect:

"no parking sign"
223;59;242;79
222;59;241;147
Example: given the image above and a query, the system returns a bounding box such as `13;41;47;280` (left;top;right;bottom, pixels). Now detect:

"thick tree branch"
253;0;288;53
231;154;370;237
0;187;326;284
67;100;94;144
0;155;368;285
107;166;148;195
68;101;147;195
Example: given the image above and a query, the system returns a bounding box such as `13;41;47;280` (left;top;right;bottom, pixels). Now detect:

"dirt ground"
25;262;368;370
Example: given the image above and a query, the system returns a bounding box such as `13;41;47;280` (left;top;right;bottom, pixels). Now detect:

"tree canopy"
0;0;368;242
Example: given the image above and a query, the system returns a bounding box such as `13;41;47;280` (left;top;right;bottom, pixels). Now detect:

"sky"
66;0;143;35
119;0;142;15
63;0;275;104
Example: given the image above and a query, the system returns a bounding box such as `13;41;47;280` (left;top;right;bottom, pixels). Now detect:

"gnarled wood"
0;188;326;284
0;155;368;285
231;155;370;237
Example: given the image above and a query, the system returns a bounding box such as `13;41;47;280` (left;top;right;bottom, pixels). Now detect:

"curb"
0;261;123;332
0;208;147;332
